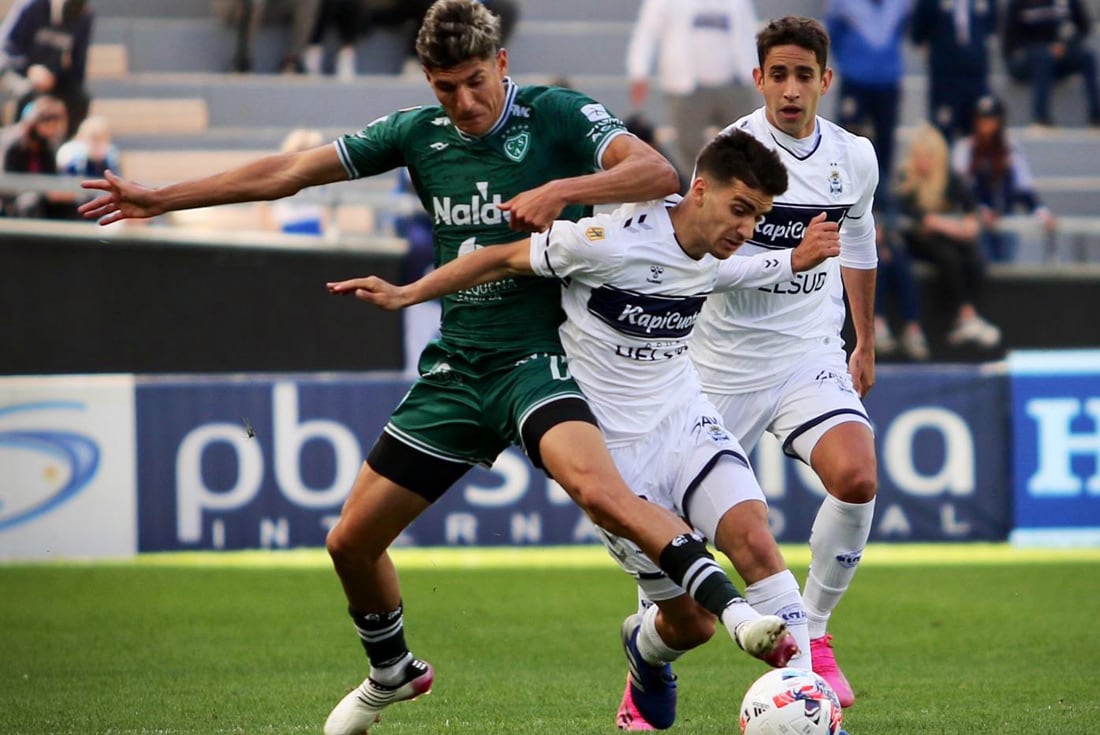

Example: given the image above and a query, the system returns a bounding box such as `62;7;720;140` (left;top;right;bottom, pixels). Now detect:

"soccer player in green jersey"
79;2;794;732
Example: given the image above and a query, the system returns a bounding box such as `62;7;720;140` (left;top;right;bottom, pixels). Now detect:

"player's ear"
689;176;707;206
820;66;833;95
753;67;764;93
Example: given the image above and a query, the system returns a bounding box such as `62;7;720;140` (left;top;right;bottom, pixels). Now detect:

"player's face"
690;178;772;259
424;49;509;137
754;44;832;139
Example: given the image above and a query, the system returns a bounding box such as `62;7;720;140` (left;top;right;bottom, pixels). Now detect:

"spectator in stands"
1;93;76;218
825;0;910;208
1002;0;1100;128
259;127;332;236
217;0;322;74
0;0;93;136
873;214;930;361
896;123;1001;349
303;0;364;80
56;113;119;177
951;93;1057;262
625;0;759;177
910;0;997;143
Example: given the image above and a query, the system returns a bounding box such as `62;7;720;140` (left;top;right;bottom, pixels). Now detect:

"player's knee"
829;464;877;504
325;515;381;568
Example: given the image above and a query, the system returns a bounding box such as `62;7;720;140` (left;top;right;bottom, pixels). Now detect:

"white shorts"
596;393;767;602
706;352;872;463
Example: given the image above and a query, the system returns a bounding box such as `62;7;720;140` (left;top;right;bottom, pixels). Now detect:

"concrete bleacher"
67;0;1100;255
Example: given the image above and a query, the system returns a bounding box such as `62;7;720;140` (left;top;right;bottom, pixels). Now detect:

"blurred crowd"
1;0;1097;359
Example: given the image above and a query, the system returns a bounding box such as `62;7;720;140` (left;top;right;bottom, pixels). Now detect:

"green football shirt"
337;79;630;354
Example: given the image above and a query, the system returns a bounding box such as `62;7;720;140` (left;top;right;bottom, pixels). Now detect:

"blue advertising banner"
1009;351;1100;547
135;365;1012;552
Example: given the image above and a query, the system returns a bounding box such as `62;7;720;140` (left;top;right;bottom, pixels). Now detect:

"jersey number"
549;355;571;381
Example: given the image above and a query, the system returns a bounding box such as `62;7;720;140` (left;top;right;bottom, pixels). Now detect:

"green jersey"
337;80;630;354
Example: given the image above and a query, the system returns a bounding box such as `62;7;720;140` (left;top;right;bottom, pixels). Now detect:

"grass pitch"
1;545;1098;735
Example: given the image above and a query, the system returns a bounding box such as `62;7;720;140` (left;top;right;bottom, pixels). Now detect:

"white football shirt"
529;198;794;446
692;107;879;394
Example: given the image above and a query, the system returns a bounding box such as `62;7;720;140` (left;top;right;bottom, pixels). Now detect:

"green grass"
1;545;1098;735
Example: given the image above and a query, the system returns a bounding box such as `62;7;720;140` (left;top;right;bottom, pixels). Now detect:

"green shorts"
384;341;588;468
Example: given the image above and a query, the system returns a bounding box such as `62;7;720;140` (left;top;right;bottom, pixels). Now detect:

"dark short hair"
416;0;501;70
756;16;829;73
695;129;788;198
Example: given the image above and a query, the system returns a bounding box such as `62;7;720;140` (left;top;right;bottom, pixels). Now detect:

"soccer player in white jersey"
328;129;843;730
691;16;881;709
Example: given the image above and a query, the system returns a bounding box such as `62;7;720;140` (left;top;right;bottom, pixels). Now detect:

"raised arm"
327;238;535;310
500;133;680;232
78;144;349;225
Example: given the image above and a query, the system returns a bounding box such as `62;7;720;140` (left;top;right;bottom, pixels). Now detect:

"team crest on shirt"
828;163;843;196
585;226;606;241
503;131;531;162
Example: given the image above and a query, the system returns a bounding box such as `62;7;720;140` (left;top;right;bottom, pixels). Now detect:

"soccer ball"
739;668;843;735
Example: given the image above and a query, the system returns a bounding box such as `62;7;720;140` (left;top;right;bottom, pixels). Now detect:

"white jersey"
528;198;794;446
692;107;879;394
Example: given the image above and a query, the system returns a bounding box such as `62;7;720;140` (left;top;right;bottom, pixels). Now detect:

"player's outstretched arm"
500;134;679;232
328;239;534;310
79;146;348;225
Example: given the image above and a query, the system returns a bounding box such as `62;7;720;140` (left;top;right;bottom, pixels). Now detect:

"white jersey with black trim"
692;107;879;394
528;198;794;446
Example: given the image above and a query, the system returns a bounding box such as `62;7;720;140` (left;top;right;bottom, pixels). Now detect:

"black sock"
349;602;409;668
658;533;744;616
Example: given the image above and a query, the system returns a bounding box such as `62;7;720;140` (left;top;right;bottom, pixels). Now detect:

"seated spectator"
873;216;930;361
1002;0;1100;127
56;114;120;177
303;0;364;80
895;123;1001;349
215;0;322;74
259;128;331;235
951;94;1057;262
1;93;77;218
0;0;93;135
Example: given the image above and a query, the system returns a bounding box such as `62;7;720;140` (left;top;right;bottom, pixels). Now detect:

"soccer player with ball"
329;128;844;730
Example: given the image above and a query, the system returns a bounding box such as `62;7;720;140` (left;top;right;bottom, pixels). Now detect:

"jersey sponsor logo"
751;204;849;250
509;103;531;118
430;141;449;151
580;103;612;122
430;116;450;126
646;265;664;284
585;226;606;241
503;131;530;162
587;285;705;338
433;181;507;226
757;270;828;295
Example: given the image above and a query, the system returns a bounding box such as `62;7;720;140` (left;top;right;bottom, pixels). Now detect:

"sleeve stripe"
594;129;630;170
334;139;359;179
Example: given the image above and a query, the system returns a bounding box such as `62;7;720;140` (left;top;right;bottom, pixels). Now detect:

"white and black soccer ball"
739;668;844;735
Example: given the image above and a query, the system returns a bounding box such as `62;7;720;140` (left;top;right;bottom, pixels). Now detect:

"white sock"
719;598;760;644
636;601;687;665
803;495;875;639
746;570;811;669
369;652;412;686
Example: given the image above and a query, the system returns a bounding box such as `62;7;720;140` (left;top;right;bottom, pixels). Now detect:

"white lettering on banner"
260;517;290;548
572;515;600;542
212;518;226;549
883;408;974;496
273;383;361;507
940;504;971;537
753;432;827;498
446;513;478;544
765;507;787;538
511;512;541;543
877;504;912;537
1026;397;1100;496
176;424;264;542
464;450;529;507
547;478;571;505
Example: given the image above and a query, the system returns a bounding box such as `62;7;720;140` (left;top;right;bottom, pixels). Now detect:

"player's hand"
848;342;876;397
500;181;567;233
790;212;840;272
79;170;164;224
326;276;410;310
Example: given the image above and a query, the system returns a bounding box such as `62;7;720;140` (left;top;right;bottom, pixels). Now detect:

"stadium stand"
8;0;1097;261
